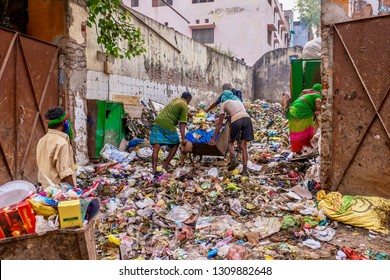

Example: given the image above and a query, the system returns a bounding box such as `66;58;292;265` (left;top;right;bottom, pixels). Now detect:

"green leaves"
86;0;146;60
295;0;321;30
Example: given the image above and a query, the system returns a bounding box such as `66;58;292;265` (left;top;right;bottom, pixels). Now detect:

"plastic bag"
311;227;336;242
28;199;57;217
246;217;282;239
100;143;135;165
207;167;219;178
136;147;153;158
226;245;248;260
172;167;191;179
302;238;321;249
317;190;390;234
196;215;242;237
229;198;242;215
166;206;193;222
35;215;58;235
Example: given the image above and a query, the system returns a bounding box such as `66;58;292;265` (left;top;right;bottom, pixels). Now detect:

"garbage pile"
185;108;218;144
0;180;99;240
76;99;390;260
125;104;155;140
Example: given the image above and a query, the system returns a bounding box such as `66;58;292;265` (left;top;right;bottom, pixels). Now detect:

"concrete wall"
72;8;253;163
62;0;88;165
125;0;290;66
253;46;302;103
86;9;253;104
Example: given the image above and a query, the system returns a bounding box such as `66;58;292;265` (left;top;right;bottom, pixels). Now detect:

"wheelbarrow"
189;121;231;162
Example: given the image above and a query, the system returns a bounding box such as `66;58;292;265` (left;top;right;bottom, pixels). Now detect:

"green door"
94;101;126;158
290;58;321;102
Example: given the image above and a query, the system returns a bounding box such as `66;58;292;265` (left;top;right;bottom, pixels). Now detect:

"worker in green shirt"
150;92;192;176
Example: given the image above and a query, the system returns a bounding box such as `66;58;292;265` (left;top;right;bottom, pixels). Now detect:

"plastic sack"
28;199;57;217
317;190;390;234
185;129;215;144
127;138;145;148
302;37;321;59
31;194;58;207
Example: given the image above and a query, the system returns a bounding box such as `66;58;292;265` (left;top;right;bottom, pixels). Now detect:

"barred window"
152;0;173;7
192;28;214;44
131;0;139;7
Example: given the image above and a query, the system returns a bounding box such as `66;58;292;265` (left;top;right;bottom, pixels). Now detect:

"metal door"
331;16;390;198
0;27;59;184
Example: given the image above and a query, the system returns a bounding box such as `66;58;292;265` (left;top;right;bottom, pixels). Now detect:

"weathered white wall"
75;8;253;162
85;9;253;105
125;0;290;66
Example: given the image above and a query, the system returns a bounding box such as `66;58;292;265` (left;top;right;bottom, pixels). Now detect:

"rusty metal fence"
331;16;390;198
0;27;59;184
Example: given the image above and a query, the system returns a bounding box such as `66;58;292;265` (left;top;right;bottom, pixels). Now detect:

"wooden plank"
112;95;140;106
123;104;143;118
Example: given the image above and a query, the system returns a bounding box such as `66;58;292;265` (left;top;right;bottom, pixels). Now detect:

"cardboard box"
58;200;83;229
0;201;36;239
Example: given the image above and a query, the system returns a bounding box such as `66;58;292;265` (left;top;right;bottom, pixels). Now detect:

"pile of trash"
0;180;100;240
75;99;390;260
125;103;155;140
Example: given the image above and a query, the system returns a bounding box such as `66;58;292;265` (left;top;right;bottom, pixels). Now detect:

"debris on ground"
73;99;390;260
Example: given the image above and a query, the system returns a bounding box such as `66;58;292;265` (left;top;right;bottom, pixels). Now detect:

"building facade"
125;0;291;66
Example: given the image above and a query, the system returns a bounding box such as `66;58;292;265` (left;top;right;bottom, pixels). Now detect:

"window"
164;22;169;26
131;0;139;7
267;30;272;46
152;0;173;7
192;28;214;44
192;0;214;3
205;19;209;23
196;19;200;24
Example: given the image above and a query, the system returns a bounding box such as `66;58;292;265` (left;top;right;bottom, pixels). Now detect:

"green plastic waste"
281;215;300;229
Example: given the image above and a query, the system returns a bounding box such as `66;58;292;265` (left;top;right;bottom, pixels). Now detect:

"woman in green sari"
286;84;323;153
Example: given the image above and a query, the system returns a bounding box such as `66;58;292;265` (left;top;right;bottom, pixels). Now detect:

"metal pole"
160;0;190;24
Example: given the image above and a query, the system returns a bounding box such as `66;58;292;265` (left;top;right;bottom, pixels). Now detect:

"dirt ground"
245;222;390;260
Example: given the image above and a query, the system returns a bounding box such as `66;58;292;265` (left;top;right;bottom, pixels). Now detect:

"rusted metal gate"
331;16;390;198
0;27;59;185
